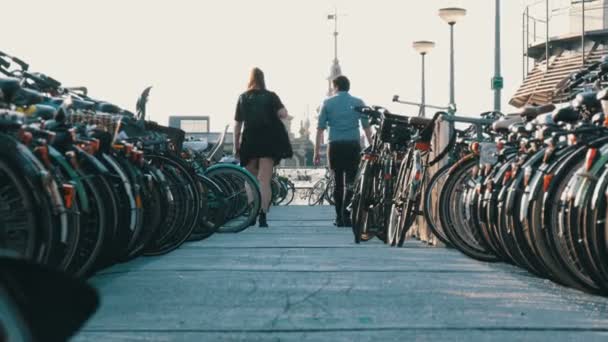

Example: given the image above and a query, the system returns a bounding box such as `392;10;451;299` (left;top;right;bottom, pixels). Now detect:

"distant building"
280;116;320;167
169;115;234;155
512;0;608;107
169;114;320;165
168;116;210;136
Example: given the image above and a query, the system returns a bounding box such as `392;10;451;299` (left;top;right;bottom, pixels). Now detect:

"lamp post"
494;0;502;112
413;41;436;117
439;7;466;112
327;10;342;96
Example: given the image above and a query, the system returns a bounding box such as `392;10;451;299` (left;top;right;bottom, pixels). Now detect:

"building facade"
512;0;608;107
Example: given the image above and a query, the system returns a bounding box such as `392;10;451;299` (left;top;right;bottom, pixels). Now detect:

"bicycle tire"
205;164;261;233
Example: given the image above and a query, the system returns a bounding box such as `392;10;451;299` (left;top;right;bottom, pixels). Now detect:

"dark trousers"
328;141;361;222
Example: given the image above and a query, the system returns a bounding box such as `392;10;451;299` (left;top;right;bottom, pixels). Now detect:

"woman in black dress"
234;68;293;227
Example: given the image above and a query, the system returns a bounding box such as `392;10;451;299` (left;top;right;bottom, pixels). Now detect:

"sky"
3;0;548;133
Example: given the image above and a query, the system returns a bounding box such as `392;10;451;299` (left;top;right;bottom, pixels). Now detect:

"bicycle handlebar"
0;51;29;71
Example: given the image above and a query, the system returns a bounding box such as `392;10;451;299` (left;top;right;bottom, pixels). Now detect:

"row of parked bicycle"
0;51;269;278
352;57;608;295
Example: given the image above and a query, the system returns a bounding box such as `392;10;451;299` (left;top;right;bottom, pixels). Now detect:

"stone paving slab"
75;206;608;341
76;330;608;342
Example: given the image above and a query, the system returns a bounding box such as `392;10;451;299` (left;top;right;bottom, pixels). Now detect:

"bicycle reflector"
470;142;480;154
503;169;512;185
585;148;598;172
34;145;51;168
17;128;33;146
90;139;100;154
543;174;554;192
415;142;431;151
62;183;75;209
134;150;144;166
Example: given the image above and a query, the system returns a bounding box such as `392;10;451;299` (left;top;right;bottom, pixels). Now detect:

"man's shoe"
334;220;345;227
259;212;269;228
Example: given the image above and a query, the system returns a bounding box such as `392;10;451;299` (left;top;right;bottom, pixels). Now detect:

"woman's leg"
244;159;259;206
258;158;274;212
245;159;259;177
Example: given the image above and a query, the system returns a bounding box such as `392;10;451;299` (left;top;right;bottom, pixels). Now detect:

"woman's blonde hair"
247;67;266;90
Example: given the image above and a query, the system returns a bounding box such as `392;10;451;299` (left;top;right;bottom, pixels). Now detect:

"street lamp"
413;41;436;117
439;7;466;111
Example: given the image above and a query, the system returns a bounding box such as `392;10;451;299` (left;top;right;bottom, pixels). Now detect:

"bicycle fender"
449;154;477;175
0;134;44;181
504;173;522;216
205;164;261;191
573;140;608;208
592;168;608;210
48;146;90;212
74;146;109;175
518;150;546;222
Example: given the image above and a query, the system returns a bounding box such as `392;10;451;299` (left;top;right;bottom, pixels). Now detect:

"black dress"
235;89;293;166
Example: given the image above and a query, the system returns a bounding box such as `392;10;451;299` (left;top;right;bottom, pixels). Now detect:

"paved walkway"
75;206;608;341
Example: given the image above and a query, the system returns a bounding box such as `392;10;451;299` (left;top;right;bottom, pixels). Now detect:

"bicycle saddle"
0;77;21;101
552;106;580;123
492;116;524;134
572;91;601;113
72;98;96;111
597;88;608;101
408;116;432;129
30;104;57;120
96;102;121;114
0;111;22;130
533;112;555;125
183;140;209;152
12;87;46;106
515;104;556;120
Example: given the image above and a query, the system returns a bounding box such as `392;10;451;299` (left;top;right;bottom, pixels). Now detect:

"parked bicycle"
307;168;335;206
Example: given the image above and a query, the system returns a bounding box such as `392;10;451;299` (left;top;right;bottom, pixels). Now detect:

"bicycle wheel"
351;161;374;244
123;165;164;260
205;164;261;233
308;179;326;206
388;150;412;246
397;151;425;247
188;174;226;241
422;163;452;246
325;178;335;205
439;157;498;261
271;175;286;206
0;159;38;260
281;179;295;206
549;157;599;292
565;162;608;291
143;158;190;256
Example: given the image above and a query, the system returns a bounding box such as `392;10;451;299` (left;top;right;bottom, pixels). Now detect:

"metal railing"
522;0;607;79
